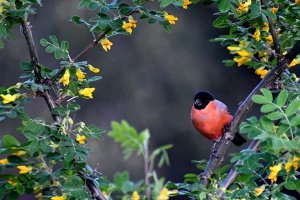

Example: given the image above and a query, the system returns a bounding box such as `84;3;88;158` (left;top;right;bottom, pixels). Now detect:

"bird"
191;91;246;146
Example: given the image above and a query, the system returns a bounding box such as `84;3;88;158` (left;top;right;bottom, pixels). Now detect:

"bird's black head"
193;91;214;110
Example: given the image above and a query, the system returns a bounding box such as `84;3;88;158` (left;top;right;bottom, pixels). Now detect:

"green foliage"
108;120;172;199
40;35;69;60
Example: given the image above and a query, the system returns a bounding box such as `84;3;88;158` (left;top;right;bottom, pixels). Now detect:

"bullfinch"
191;91;246;146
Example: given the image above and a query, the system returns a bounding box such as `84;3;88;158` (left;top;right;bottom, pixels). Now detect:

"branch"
20;19;61;123
199;40;300;188
216;140;260;197
20;18;107;200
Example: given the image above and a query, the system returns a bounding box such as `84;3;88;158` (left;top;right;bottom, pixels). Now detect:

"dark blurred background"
0;0;260;185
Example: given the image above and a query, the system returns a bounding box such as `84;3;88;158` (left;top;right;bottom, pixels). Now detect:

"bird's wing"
215;100;228;112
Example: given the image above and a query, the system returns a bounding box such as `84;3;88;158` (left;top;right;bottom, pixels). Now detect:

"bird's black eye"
194;99;206;110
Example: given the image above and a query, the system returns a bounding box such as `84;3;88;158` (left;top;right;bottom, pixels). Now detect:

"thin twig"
143;143;151;199
216;140;260;197
20;18;107;200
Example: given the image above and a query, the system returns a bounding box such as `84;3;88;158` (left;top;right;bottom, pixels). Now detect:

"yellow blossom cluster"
131;191;140;200
289;58;300;68
79;87;95;99
51;195;66;200
237;0;251;14
227;41;252;67
164;13;178;25
255;67;268;78
122;16;137;34
1;93;19;104
17;165;32;174
76;134;86;144
100;38;113;52
0;158;9;165
254;185;265;196
0;0;8;14
157;188;169;200
271;7;279;14
59;65;100;99
285;156;299;172
268;163;282;183
182;0;192;9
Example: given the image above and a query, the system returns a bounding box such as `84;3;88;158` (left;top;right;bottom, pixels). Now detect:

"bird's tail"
232;132;247;146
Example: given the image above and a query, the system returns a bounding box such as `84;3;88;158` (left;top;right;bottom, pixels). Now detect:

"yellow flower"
12;151;26;156
7;179;17;186
129;17;137;28
164;13;178;25
236;50;251;57
285;161;293;172
268;163;282;183
233;56;251;67
1;94;18;104
237;0;251;14
132;191;140;200
253;29;261;41
293;157;299;169
122;21;133;34
182;0;192;9
157;188;169;200
76;68;85;82
254;185;265;196
59;68;70;86
51;196;66;200
88;64;100;73
78;87;95;99
265;35;273;44
263;22;269;32
76;134;86;144
0;158;9;165
100;38;113;52
286;156;300;172
296;0;300;4
255;67;268;78
289;59;300;68
17;165;32;174
271;7;279;14
227;46;241;51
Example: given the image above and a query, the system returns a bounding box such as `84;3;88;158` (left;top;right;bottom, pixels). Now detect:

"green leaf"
2;134;20;146
108;120;144;159
291;115;300;126
261;103;277;113
87;76;102;82
260;116;274;133
52;106;68;116
67;103;81;112
22;120;46;140
276;89;288;107
218;0;230;12
213;15;231;29
252;95;269;104
160;0;175;8
267;112;283;120
113;171;129;188
40;38;49;46
261;88;273;102
71;16;82;24
286;100;300;116
78;0;90;9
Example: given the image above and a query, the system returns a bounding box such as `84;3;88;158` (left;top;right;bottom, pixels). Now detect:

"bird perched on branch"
191;91;246;146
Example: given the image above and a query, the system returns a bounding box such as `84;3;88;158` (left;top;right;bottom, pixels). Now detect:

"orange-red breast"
191;91;246;146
